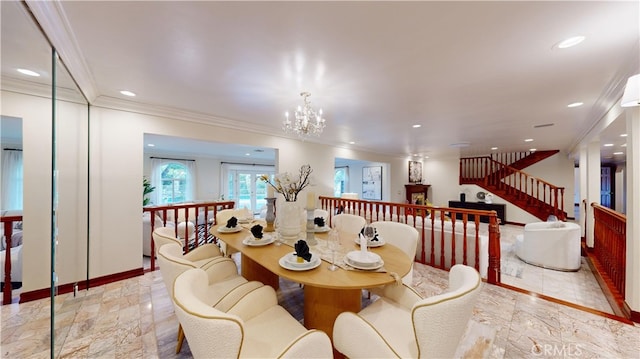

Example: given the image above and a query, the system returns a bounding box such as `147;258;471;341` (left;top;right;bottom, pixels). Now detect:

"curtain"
1;150;23;210
184;160;195;202
150;157;165;205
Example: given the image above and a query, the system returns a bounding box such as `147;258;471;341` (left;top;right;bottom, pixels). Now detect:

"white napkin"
359;233;368;254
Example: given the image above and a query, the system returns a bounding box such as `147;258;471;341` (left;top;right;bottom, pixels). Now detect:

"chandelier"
283;92;326;138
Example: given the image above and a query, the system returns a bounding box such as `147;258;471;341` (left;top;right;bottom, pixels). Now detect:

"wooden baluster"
3;221;13;305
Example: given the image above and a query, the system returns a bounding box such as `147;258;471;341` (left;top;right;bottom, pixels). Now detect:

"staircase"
460;152;567;221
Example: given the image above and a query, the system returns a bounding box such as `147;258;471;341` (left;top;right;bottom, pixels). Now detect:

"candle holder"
305;208;317;245
264;197;276;232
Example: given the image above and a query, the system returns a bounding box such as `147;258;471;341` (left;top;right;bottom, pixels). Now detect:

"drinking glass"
327;229;340;271
363;224;376;247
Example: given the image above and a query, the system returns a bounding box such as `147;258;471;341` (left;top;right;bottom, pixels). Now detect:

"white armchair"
370;221;419;286
515;221;581;271
333;264;482;358
157;242;261;353
173;268;333;359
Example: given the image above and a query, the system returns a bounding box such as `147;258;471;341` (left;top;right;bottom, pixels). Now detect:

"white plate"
242;234;275;246
355;237;385;247
279;254;322;271
313;226;331;233
237;218;253;224
217;226;242;233
346;251;382;267
284;252;319;268
344;256;384;270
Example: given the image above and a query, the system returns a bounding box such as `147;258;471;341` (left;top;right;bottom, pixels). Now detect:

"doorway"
225;166;274;215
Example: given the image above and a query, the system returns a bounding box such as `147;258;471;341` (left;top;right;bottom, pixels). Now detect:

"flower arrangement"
260;164;312;202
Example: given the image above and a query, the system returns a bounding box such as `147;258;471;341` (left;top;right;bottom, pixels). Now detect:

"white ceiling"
2;1;638;163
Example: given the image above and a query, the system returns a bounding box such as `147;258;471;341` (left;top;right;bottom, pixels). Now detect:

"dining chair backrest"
371;221;419;286
332;213;366;234
413;264;482;358
157;242;197;297
172;268;244;358
153;226;183;255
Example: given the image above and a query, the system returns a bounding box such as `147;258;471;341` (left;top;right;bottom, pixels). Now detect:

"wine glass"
362;224;376;248
274;218;282;246
327;229;340;271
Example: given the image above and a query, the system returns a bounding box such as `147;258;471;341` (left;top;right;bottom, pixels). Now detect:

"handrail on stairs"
460;156;565;220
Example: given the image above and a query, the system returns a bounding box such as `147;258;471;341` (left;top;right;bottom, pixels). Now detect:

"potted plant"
143;178;155;206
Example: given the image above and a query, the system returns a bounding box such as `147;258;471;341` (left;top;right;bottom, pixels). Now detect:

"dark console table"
448;201;506;224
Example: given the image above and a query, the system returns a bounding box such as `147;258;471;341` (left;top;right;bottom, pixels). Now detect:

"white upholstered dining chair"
173;268;334;359
157;242;262;353
370;221;419;286
152;226;221;261
333;264;482;359
332;213;366;234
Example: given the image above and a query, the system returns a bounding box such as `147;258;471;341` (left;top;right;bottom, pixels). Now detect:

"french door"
226;167;274;215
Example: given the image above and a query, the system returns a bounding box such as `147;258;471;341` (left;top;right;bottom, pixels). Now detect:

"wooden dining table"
211;222;412;339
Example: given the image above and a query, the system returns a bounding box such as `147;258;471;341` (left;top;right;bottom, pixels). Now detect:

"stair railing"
460;156;565;220
1;214;22;305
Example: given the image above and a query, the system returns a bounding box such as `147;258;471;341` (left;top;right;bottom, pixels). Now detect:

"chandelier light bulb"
282;92;327;139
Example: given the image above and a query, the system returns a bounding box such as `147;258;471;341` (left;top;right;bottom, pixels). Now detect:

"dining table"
210;221;412;342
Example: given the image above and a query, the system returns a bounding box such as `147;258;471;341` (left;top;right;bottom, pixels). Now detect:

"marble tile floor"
2;261;639;358
494;224;614;314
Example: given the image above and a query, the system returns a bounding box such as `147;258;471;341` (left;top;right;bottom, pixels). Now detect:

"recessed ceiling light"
621;143;627;147
348;141;355;145
603;143;614;147
147;143;155;147
17;68;40;77
412;124;422;128
613;152;624;155
491;147;498;151
556;36;585;49
449;142;470;148
424;156;429;159
620;133;628;137
567;102;583;108
530;148;537;152
412;154;420;157
245;153;251;156
120;90;136;97
524;138;534;142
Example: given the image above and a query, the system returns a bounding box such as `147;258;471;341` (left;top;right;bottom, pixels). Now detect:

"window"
334;167;348;197
160;163;187;203
224;167;274;214
150;158;195;205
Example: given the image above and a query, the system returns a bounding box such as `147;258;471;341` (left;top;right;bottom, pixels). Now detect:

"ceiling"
2;1;638;163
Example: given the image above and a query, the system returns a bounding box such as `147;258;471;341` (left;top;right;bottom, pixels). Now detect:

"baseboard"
623;301;640;323
19;267;144;304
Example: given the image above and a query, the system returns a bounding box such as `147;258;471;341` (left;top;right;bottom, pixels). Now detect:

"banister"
143;201;235;270
590;203;626;305
319;196;502;284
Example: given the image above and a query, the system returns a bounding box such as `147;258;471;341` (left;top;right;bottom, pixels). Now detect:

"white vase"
277;200;302;240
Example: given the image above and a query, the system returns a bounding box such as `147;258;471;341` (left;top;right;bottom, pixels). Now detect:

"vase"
277;200;302;240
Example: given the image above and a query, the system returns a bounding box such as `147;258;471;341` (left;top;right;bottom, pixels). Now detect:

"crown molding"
568;45;639;156
1;77;87;105
25;0;98;102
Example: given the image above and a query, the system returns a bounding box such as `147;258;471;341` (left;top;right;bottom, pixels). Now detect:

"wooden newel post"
3;221;13;304
487;213;501;284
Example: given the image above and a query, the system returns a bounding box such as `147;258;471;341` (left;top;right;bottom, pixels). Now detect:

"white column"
579;146;588;238
625;106;640;313
586;140;601;247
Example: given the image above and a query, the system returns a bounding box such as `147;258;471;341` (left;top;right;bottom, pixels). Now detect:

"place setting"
354;225;386;247
312;216;330;233
216;216;243;233
279;239;322;271
319;227;387;273
242;224;276;246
